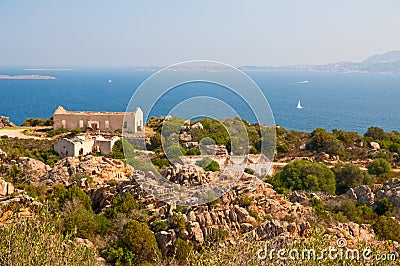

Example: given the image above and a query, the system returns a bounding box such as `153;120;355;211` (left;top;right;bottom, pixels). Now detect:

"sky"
1;0;400;67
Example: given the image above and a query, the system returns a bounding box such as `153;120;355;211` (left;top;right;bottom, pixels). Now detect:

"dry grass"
0;214;99;266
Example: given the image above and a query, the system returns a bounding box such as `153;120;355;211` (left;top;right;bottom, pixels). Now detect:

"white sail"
297;100;303;109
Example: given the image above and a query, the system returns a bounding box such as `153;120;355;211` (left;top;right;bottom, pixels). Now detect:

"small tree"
120;220;161;263
367;158;391;176
333;163;373;195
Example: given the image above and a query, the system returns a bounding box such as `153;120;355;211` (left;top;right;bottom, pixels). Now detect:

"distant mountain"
240;50;400;74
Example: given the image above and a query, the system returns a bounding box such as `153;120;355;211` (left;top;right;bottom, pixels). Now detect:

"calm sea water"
0;67;400;134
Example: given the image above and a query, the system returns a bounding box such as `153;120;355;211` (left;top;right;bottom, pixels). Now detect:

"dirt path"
0;128;47;139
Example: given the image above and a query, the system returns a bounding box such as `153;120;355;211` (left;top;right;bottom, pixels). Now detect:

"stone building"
53;106;143;133
54;135;120;158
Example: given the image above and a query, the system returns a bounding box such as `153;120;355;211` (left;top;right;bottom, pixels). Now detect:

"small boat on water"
297;100;304;109
108;79;112;83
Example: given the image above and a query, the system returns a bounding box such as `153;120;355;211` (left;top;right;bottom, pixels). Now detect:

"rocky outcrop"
160;165;217;186
42;155;131;187
0;177;14;196
0;116;15;128
370;141;381;150
347;185;375;205
346;179;400;208
17;157;50;183
376;178;400;208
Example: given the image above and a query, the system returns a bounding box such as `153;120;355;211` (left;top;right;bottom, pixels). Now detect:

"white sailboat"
297;100;304;109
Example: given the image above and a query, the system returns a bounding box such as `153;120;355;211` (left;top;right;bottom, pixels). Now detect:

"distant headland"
0;74;56;80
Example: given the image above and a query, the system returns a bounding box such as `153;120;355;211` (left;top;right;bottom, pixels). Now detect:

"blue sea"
1;67;400;134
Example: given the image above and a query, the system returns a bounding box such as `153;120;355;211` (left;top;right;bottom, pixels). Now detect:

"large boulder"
369;142;381;150
0;177;14;197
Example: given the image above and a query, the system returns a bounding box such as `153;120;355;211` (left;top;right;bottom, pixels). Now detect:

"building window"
61;120;66;129
79;120;84;128
123;121;127;129
105;120;110;129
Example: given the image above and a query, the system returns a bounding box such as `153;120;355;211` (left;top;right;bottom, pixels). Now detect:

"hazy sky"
1;0;400;67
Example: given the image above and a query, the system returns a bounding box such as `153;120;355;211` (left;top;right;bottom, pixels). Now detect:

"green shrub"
389;143;400;153
364;126;390;141
195;157;220;172
50;184;92;211
270;160;336;195
22;117;53;127
333;163;374;195
307;128;345;156
238;194;252;207
151;220;169;233
186;147;201;156
373;216;400;242
106;192;139;219
120;220;161;263
171;213;186;234
248;209;259;220
70;128;82;136
62;201;99;239
151;157;171;169
367;158;391;176
174;238;193;262
47;128;68;137
106;246;140;266
375;198;393;215
244;168;255;175
276;143;289;154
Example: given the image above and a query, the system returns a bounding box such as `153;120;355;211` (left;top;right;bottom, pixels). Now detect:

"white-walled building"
54;135;120;158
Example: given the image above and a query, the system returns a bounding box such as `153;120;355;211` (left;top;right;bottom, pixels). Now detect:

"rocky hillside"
1;149;399;264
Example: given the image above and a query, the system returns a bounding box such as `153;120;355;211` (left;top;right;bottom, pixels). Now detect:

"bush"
389;143;400;154
49;184;92;211
186;147;201;156
105;192;139;219
62;201;99;239
151;220;169;233
195;157;220;172
373;216;400;242
70;128;82;136
238;194;252;207
307;128;345;156
367;158;391;176
174;238;193;262
47;128;68;137
365;126;390;141
22;117;53;127
106;246;140;266
375;198;393;215
248;209;259;219
333;163;374;195
151;157;171;169
244;168;255;175
120;220;161;263
270;160;336;195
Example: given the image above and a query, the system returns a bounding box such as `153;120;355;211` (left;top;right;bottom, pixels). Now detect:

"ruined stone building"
53;106;143;133
54;135;120;158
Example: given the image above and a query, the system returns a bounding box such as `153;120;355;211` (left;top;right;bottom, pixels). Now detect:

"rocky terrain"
0;116;15;128
2;151;399;262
